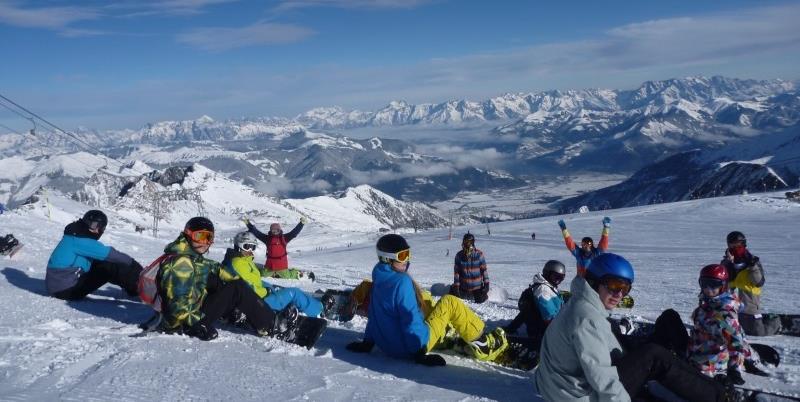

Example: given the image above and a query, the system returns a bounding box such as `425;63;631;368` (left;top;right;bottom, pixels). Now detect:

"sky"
1;0;799;131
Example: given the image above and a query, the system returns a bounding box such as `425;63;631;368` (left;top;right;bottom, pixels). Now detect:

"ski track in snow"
1;192;799;401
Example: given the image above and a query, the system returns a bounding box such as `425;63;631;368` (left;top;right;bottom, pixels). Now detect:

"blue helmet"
586;253;634;283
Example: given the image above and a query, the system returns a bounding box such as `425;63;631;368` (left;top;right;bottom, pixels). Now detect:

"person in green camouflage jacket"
157;217;276;340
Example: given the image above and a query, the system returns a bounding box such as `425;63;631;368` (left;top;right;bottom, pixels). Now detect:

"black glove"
415;349;446;366
726;367;745;385
185;322;218;341
482;283;490;294
346;340;374;353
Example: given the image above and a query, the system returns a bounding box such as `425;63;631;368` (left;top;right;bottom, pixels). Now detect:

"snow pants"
739;313;781;336
425;294;484;352
263;268;304;280
200;276;275;331
264;287;323;317
615;343;726;402
52;259;142;300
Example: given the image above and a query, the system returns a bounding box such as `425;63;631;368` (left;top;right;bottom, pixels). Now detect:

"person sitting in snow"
346;234;508;366
156;217;278;341
450;232;490;304
504;260;566;351
690;263;749;386
720;231;780;336
558;216;610;277
535;253;734;402
244;217;307;279
219;231;334;319
45;210;143;300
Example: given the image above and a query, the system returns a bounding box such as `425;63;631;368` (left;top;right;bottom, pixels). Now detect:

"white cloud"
273;0;437;12
0;2;100;30
176;21;315;51
108;0;239;18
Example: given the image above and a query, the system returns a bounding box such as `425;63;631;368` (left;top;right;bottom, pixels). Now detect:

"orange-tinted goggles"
185;229;214;244
377;248;411;263
602;277;632;296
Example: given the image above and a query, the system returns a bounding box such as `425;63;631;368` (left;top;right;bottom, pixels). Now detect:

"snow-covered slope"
1;191;798;401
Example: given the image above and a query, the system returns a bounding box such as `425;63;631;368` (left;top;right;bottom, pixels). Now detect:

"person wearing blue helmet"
535;253;733;402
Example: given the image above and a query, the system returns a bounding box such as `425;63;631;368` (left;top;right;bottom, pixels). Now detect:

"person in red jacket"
245;217;306;279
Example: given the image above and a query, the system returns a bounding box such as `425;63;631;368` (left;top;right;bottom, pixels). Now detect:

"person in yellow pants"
345;234;508;366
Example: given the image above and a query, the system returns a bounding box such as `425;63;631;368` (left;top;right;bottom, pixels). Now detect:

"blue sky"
1;0;799;130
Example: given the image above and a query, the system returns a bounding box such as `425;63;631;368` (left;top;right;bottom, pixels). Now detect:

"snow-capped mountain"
558;126;800;211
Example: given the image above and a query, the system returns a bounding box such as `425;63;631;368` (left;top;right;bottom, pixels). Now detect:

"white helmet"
234;231;258;251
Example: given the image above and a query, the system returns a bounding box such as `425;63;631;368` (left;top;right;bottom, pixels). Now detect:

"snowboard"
272;315;327;349
773;313;800;337
2;242;23;257
314;289;356;322
0;234;22;257
560;290;634;308
734;386;800;401
445;333;537;371
430;282;508;304
609;316;781;367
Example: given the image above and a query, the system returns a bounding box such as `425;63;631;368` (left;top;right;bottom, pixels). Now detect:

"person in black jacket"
505;260;566;351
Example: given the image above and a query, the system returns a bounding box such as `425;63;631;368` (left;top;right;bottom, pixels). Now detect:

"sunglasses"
377;248;411;263
601;277;632;296
699;278;725;290
185;229;214;245
241;243;257;251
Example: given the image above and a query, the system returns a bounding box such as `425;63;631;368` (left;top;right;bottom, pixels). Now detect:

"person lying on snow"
219;231;334;319
46;210;143;300
504;260;566;351
156;217;279;341
534;253;742;402
346;234;508;366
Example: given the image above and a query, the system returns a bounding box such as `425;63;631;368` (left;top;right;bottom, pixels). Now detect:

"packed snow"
1;191;799;401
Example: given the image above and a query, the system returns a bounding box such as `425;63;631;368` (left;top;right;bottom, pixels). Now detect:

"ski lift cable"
0;92;126;170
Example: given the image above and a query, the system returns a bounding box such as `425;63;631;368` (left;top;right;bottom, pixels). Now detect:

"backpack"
138;254;172;312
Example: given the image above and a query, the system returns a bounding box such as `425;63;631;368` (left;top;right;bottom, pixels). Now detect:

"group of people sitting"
43;211;774;401
45;211;331;341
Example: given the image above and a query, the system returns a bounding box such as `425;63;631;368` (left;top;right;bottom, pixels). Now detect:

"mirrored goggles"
699;278;725;290
185;229;214;245
545;272;566;285
377;248;411;263
241;243;257;251
601;277;632;296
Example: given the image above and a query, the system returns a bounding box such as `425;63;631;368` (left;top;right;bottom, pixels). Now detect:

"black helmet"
726;231;746;246
185;216;214;232
581;236;594;245
82;210;108;232
463;232;475;243
543;260;566;276
376;234;410;254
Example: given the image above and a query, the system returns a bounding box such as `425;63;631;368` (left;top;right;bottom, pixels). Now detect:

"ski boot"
270;305;300;339
468;327;509;362
320;294;336;318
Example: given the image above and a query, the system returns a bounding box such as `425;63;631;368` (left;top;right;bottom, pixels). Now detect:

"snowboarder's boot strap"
273;305;300;338
321;294;336;317
468;327;509;362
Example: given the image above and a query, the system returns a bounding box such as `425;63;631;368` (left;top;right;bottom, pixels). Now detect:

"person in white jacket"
534;253;733;402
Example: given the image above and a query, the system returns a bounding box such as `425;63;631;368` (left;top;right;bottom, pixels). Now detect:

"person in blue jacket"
46;210;143;300
346;234;508;366
504;260;566;351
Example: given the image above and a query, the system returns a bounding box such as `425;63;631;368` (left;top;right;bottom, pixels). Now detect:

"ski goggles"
544;272;566;286
601;277;631;296
377;248;411;263
699;278;725;290
241;242;257;252
184;229;214;245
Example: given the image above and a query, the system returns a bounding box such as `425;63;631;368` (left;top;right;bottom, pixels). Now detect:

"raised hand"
602;217;611;228
558;220;567;230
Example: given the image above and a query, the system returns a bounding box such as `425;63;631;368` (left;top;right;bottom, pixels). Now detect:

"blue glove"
558;220;567;230
602;217;611;228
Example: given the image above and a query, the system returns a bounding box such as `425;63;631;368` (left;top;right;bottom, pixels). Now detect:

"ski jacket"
220;248;270;299
247;222;303;271
689;290;748;376
562;227;609;277
720;250;764;315
453;248;488;293
45;221;133;294
364;262;430;358
509;274;562;340
535;276;630;402
157;234;221;330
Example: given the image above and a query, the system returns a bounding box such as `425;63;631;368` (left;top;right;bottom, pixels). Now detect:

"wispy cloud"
108;0;238;18
176;21;315;51
0;2;100;32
